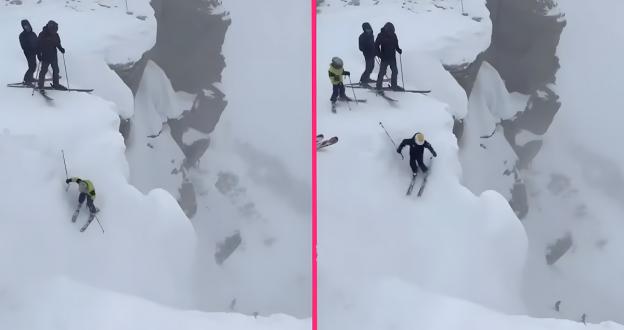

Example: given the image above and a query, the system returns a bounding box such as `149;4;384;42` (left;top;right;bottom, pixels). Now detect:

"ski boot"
391;85;405;92
52;84;68;91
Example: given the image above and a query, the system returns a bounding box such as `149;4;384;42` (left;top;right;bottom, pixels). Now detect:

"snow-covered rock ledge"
317;0;623;329
0;1;309;328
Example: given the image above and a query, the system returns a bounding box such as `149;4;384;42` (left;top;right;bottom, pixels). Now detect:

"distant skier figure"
19;19;38;85
358;22;375;85
397;132;437;177
37;20;66;93
375;22;403;92
66;177;100;232
328;57;352;105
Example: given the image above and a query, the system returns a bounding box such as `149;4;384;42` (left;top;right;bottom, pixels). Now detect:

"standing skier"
397;132;437;177
37;20;66;93
66;177;100;231
19;19;38;85
328;57;352;105
358;22;375;86
375;22;403;92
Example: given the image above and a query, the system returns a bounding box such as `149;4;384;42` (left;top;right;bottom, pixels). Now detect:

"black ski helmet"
331;57;343;69
362;22;372;32
383;22;395;33
21;19;32;31
47;20;58;32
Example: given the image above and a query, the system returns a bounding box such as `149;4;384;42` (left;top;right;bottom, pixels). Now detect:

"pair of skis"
331;98;367;113
317;134;338;150
406;171;430;197
7;82;94;101
345;83;431;94
71;207;99;232
406;158;434;197
346;83;431;103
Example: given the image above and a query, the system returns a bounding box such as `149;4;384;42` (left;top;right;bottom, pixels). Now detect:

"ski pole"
379;122;404;160
32;60;40;96
62;53;70;90
95;215;105;234
344;92;352;111
347;75;359;105
61;150;69;191
400;53;405;90
460;0;467;16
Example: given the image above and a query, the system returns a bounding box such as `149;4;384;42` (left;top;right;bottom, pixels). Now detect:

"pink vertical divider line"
311;0;318;329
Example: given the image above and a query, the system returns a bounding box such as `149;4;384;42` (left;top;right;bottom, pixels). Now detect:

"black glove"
65;178;71;184
433;151;438;157
397;48;403;54
396;148;401;154
37;54;42;61
59;47;65;54
343;71;350;76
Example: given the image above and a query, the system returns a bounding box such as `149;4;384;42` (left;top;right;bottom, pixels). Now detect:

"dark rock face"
114;0;230;217
450;0;565;218
484;0;565;218
149;0;230;92
485;0;564;93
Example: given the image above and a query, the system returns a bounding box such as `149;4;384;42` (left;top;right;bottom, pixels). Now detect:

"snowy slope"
0;1;307;328
317;0;622;329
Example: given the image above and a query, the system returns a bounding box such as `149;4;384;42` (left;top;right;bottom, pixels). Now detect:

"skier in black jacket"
37;20;66;92
375;22;403;92
358;22;375;85
397;132;437;176
19;19;38;85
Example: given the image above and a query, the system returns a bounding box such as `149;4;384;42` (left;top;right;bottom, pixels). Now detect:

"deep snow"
317;0;624;329
0;1;308;328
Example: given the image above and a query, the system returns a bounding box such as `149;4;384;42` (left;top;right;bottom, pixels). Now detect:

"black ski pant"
23;53;37;83
360;54;375;83
78;192;97;214
38;58;60;89
330;83;347;102
376;57;398;90
409;156;428;175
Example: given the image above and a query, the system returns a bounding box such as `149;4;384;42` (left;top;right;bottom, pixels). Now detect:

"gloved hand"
397;48;403;54
65;178;71;184
343;71;350;76
37;54;42;61
433;151;438;157
396;149;402;154
59;47;65;54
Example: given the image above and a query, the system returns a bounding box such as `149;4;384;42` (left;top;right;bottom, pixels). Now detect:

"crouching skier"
397;132;437;178
66;177;100;232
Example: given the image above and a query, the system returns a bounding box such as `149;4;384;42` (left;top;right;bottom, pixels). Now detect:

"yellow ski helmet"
414;132;425;145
